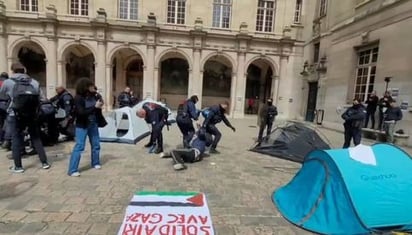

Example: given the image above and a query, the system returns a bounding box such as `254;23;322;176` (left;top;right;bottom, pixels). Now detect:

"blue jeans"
68;121;101;175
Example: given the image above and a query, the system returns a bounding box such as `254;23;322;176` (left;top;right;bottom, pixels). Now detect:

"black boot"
144;142;153;148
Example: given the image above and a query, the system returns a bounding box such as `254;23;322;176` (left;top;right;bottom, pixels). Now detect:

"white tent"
99;107;150;144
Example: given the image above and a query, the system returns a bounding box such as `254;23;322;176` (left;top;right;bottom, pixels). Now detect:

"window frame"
354;46;379;102
20;0;38;12
70;0;89;16
319;0;327;17
255;0;276;33
294;0;302;24
167;0;186;25
119;0;138;20
212;0;232;29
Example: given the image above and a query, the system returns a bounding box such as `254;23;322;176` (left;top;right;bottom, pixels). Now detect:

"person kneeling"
167;128;212;171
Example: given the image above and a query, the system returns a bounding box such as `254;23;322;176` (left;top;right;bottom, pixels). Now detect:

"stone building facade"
301;0;412;145
0;0;307;118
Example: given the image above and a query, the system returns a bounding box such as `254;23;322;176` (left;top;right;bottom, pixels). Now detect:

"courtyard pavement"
0;117;410;235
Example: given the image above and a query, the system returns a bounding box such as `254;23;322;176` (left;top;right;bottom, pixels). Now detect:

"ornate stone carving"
147;13;156;25
46;5;57;19
194;17;203;31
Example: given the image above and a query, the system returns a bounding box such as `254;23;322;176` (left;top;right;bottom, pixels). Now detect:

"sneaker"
93;165;102;169
173;163;187;171
42;163;51;169
9;166;24;173
209;148;220;154
70;172;80;177
160;152;171;158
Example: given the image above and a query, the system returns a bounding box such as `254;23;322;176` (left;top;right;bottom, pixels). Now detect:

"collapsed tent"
134;98;176;124
273;144;412;235
99;107;150;144
250;122;330;163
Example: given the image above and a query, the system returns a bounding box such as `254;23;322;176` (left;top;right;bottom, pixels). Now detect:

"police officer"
341;98;366;148
118;87;134;108
202;101;236;154
136;103;169;154
176;95;200;148
257;98;278;144
50;86;75;140
0;72;9;145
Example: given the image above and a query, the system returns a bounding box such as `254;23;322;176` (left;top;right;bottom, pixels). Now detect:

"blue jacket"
385;107;403;121
178;99;199;121
202;105;233;128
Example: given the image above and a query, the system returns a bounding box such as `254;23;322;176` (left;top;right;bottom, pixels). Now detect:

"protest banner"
118;191;214;235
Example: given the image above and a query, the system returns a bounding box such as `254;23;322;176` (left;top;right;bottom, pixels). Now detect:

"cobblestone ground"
0;117;410;235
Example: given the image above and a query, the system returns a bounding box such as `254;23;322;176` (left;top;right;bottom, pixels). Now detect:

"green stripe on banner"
135;191;199;196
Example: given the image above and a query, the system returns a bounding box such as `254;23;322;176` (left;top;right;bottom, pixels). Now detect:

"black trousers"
378;110;384;130
364;110;376;129
176;115;195;148
205;124;221;149
343;127;361;148
258;121;273;142
171;149;198;164
10;116;48;168
0;111;6;142
151;121;165;151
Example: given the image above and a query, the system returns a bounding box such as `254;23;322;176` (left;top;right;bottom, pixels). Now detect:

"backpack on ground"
11;78;40;119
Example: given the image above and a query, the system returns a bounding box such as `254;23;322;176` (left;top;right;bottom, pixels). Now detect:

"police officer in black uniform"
50;86;75;140
176;95;200;148
341;98;367;148
137;103;169;154
118;87;134;108
257;98;278;145
202;101;236;154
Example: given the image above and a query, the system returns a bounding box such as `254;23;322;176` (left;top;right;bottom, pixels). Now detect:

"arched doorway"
159;55;189;109
245;59;274;114
63;45;95;93
202;55;233;109
14;42;46;89
111;48;144;108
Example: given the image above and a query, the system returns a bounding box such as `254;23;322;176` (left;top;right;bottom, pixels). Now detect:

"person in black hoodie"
176;95;200;148
68;78;106;177
341;98;366;148
383;100;403;143
364;91;379;129
377;91;393;130
202;101;236;154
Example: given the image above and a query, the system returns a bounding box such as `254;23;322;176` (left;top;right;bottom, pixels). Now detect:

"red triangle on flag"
187;194;204;206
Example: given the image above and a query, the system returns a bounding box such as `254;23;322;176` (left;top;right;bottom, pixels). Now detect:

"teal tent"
273;144;412;235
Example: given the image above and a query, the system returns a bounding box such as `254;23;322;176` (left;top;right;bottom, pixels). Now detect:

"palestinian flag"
129;191;205;207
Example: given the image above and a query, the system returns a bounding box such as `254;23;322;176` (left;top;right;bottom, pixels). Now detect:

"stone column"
276;56;292;119
271;75;280;102
105;64;113;110
0;34;6;73
57;60;64;87
153;67;159;101
46;38;57;98
230;73;238;118
7;57;14;74
192;48;201;108
143;45;155;99
96;41;107;109
188;68;193;98
233;52;246;118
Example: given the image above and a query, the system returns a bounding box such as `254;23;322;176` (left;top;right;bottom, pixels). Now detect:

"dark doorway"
18;47;46;87
305;82;318;122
